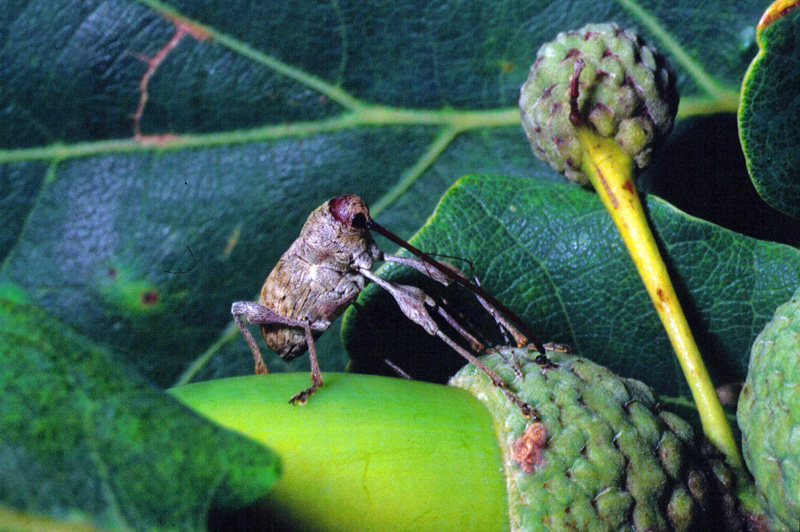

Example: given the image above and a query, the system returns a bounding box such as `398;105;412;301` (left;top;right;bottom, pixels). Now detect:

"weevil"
232;195;544;412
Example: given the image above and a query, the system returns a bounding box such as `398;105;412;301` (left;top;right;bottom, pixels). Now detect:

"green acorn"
451;347;747;532
738;286;800;531
519;23;678;184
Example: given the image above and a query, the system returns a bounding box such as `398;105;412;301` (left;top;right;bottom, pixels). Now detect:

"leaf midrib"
1;0;741;166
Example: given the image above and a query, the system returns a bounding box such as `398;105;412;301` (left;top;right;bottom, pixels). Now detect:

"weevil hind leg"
288;321;324;405
231;301;325;403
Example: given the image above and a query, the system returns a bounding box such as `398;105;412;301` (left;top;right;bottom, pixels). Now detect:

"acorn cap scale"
450;347;744;531
519;23;679;184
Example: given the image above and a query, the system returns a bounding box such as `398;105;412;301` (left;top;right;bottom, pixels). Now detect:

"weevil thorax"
297;194;381;271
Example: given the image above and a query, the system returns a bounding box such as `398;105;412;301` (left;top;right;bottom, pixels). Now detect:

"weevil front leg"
358;269;538;419
231;301;325;405
384;254;529;348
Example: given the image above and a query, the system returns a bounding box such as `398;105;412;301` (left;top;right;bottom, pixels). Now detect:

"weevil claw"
289;383;322;405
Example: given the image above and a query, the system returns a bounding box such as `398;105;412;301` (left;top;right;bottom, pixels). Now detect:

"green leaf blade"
739;3;800;218
0;0;774;390
0;299;280;532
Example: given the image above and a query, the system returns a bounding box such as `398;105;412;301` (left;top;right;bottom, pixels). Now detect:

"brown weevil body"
232;194;543;413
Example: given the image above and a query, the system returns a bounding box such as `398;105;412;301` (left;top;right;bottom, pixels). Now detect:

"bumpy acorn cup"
519;23;742;468
451;347;754;532
519;23;678;184
738;286;800;531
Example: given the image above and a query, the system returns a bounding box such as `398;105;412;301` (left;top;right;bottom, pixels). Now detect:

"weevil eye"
329;194;370;230
351;212;367;229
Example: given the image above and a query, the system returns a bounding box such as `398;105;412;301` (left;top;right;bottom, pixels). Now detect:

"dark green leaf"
342;175;800;398
739;4;800;218
0;298;280;532
0;0;771;386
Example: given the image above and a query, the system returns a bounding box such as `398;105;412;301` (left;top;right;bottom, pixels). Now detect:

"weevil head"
328;194;371;232
315;194;381;268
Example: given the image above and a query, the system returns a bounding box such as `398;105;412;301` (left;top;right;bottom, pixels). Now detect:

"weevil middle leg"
359;268;538;419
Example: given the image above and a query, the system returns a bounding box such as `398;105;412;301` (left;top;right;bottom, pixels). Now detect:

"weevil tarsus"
292;321;323;404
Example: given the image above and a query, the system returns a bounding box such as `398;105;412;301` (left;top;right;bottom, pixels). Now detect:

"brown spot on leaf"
163;14;213;41
131;17;212;139
141;290;159;305
511;422;547;473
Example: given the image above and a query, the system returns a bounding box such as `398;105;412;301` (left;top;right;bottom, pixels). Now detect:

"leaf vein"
615;0;740;103
0;160;57;274
136;0;365;112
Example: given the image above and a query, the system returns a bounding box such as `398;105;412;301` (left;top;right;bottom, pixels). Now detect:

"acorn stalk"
575;124;741;468
518;23;741;468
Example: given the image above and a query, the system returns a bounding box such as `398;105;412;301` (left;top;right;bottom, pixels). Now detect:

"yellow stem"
575;126;743;467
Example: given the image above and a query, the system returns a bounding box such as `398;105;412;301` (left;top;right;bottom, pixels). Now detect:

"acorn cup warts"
450;347;749;532
519;23;678;184
518;23;742;468
738;286;800;531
